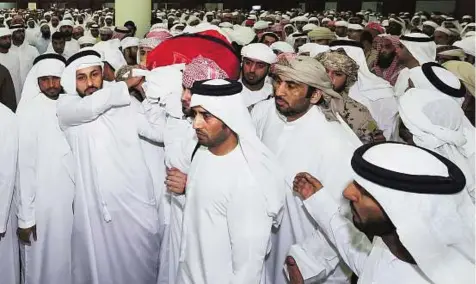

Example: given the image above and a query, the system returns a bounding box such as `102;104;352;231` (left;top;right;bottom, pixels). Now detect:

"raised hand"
293;172;323;200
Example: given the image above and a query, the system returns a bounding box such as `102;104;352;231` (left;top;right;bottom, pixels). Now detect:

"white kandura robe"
348;84;399;141
239;79;273;109
157;114;197;284
130;96;167;208
0;103;20;284
35;37;51;55
11;43;40;90
57;82;160;284
46;39;80;60
177;145;273;283
16;94;75;284
25;27;40;46
302;176;439;283
393;67;412;98
0;51;22;103
251;100;358;284
48;24;58;34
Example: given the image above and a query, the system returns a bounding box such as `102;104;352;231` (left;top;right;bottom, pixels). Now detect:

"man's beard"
13;36;24;45
378;51;396;69
242;69;266;87
62;31;72;38
350;202;396;237
42;32;51;39
333;84;346;94
43;87;63;100
77;84;103;98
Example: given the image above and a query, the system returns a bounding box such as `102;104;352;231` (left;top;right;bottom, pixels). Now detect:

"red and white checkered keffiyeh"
139;38;162;50
147;29;172;41
373;35;404;86
182;56;229;89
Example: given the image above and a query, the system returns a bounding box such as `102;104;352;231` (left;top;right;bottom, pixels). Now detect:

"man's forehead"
243;57;267;64
76;65;102;74
38;75;61;80
274;73;302;84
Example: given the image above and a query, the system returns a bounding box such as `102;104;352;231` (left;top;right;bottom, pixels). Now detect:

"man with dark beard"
57;49;160;284
239;43;276;110
10;23;39;90
0;28;22;103
289;142;474;284
57;20;79;59
35;23;51;54
372;35;404;86
251;55;359;284
16;53;74;284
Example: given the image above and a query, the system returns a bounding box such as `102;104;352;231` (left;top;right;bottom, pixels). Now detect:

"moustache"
85;87;98;94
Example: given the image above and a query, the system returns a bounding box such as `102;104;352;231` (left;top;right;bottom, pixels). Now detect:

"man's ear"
310;89;323;104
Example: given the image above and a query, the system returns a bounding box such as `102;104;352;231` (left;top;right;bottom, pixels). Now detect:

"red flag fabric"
146;30;241;79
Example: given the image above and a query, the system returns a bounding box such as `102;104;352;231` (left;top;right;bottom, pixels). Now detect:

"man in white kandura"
56;49;160;284
16;53;74;284
0;91;19;284
176;79;285;283
291;142;475;284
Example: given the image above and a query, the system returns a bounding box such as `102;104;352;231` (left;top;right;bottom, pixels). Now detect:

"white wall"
415;0;456;13
325;2;337;10
204;3;224;10
0;3;16;9
362;1;381;12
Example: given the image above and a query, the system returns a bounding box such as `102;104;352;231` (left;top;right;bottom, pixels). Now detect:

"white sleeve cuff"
303;188;340;227
18;219;36;229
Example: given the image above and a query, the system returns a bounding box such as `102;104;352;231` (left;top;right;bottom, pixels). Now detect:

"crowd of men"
0;5;474;284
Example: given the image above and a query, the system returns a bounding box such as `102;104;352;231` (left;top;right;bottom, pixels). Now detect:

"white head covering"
120;37;139;50
453;36;475;57
389;17;406;35
19;54;66;106
438;48;466;60
219;22;233;29
61;50;104;95
190;79;285;226
435;26;452;36
398;88;475;201
102;47;127;71
150;23;168;31
241;43;277;64
408;63;466;105
186;15;200;25
460;23;475;37
399;33;437;65
58;19;74;29
423;20;439;29
302;23;319;33
253;20;269;30
298;43;329;57
335;20;348;27
142;64;184;118
170;23;185;36
330;41;395;99
309;17;319;23
352;142;475;284
270;41;295;54
78;35;97;46
228;25;256;46
348;23;363;31
293;16;309;23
